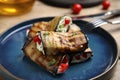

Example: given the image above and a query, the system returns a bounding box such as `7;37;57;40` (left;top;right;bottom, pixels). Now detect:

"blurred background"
0;0;120;80
0;0;120;34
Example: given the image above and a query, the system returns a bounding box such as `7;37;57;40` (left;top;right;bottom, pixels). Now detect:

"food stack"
22;16;93;75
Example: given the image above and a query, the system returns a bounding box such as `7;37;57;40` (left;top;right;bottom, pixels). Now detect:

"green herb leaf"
48;59;56;66
59;25;64;28
43;32;50;36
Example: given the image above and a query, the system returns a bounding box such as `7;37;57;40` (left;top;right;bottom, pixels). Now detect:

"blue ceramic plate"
0;17;118;80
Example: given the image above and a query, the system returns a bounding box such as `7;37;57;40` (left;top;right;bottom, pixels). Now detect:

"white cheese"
56;16;72;32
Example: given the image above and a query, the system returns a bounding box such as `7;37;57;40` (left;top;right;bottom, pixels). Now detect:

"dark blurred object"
40;0;103;8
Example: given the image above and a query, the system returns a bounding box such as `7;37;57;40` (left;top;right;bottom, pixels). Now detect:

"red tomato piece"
102;0;110;10
82;53;87;58
64;18;70;25
62;56;69;63
33;35;41;44
75;55;81;60
60;63;69;73
72;3;82;14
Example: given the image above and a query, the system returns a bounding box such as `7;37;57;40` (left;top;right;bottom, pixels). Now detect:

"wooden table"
0;0;120;80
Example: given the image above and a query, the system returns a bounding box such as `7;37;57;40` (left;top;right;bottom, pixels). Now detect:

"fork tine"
84;16;120;32
84;18;109;32
91;19;102;25
90;18;102;23
93;20;104;26
91;18;107;27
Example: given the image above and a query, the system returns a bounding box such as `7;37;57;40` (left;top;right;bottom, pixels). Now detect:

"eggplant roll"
23;38;70;75
36;31;88;56
28;16;72;38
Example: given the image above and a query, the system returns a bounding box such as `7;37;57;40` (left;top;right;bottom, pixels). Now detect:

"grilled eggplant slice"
28;16;72;38
23;37;69;75
28;21;49;38
40;31;88;56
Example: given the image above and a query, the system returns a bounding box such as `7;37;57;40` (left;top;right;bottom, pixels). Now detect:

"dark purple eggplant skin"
22;37;32;50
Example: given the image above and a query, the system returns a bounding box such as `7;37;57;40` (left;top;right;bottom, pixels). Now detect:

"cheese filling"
34;33;45;55
56;16;72;32
36;41;45;55
57;55;69;74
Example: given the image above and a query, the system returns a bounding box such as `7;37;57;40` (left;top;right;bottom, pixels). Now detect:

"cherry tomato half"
102;0;110;10
72;4;82;14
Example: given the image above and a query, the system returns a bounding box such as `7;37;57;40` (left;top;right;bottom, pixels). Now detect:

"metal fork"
84;18;120;32
84;9;120;32
90;18;120;28
85;18;120;32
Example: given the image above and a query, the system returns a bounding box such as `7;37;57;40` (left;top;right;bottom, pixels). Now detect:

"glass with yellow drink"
0;0;35;16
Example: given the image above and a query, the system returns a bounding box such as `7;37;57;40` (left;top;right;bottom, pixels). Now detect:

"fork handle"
104;9;120;19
